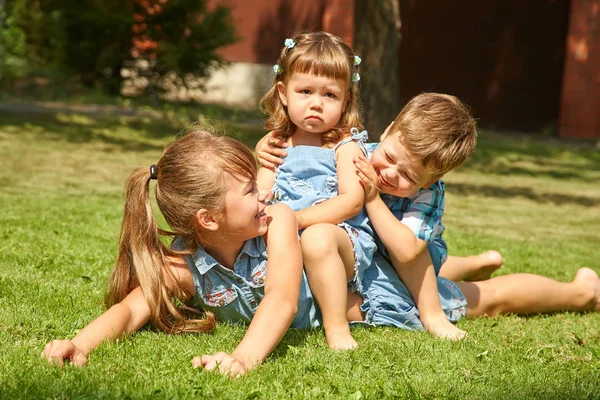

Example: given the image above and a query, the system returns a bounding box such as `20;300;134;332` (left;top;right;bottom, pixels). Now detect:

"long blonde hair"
106;129;257;333
260;31;363;147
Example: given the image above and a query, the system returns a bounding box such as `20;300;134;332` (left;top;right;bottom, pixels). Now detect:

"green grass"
1;108;599;399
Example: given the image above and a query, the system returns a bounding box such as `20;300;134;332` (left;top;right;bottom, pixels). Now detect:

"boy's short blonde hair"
389;93;477;177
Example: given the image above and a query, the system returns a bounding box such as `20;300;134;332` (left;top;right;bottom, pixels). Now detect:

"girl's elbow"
346;201;363;218
390;248;420;266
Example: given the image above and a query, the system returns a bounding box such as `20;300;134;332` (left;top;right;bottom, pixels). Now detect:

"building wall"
205;0;579;136
559;0;600;139
398;0;570;133
201;0;353;108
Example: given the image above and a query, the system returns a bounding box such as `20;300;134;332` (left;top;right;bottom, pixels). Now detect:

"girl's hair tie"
352;73;361;83
354;55;361;66
273;64;282;75
149;164;158;180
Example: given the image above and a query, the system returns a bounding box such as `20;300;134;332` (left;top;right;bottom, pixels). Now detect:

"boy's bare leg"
457;267;600;317
439;251;503;282
301;224;358;350
392;250;466;340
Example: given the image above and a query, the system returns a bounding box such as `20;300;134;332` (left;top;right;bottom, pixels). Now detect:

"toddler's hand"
354;156;380;203
41;339;88;367
256;131;288;170
192;351;249;378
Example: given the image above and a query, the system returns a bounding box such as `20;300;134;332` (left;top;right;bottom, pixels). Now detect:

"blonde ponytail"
106;129;257;334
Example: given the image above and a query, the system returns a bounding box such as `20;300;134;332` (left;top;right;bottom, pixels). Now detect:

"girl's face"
369;135;438;198
220;172;269;240
277;72;348;136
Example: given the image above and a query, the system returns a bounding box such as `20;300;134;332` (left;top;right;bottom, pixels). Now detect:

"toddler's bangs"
289;46;351;84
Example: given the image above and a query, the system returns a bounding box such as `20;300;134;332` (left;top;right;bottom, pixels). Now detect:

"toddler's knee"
301;224;338;259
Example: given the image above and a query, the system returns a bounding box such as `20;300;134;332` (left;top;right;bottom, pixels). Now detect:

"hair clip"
284;38;296;49
273;64;282;75
354;55;361;66
352;72;361;83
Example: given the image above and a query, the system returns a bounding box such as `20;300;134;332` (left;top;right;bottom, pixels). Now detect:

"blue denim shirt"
172;236;319;329
364;142;448;273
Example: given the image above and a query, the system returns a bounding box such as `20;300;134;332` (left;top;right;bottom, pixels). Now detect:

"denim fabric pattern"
271;131;378;292
364;142;448;274
172;236;320;330
356;252;467;330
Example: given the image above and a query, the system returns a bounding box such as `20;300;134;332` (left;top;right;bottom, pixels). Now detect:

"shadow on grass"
463;132;600;182
0;109;266;152
447;182;600;207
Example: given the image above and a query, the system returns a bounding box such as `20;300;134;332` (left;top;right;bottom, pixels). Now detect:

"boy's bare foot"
325;325;358;350
422;315;467;340
573;267;600;311
463;251;503;282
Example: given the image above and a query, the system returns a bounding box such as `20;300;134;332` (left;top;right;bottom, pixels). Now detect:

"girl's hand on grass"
192;352;249;378
256;131;288;170
354;155;380;203
41;339;88;367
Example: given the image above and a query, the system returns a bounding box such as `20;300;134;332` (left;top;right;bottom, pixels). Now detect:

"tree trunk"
353;0;401;141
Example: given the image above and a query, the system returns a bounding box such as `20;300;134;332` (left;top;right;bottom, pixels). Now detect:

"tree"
4;0;237;96
353;0;401;140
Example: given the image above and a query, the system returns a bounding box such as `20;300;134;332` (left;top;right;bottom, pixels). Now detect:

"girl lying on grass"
43;129;316;377
43;129;600;377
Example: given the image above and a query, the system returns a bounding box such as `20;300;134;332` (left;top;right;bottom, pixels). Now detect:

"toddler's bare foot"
573;267;600;311
325;325;357;350
463;250;503;281
423;315;467;341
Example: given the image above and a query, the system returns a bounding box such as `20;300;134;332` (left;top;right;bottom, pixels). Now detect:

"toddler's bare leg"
392;250;466;340
439;251;503;282
457;267;600;317
301;223;357;350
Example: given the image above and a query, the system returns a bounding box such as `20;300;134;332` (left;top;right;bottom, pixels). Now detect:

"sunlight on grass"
1;111;599;399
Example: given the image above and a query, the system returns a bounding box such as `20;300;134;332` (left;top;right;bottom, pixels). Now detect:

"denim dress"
172;236;320;330
271;129;377;291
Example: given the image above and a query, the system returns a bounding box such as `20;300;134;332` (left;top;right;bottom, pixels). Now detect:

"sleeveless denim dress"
270;129;377;291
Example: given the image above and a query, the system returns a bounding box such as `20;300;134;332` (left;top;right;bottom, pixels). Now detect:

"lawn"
1;107;599;399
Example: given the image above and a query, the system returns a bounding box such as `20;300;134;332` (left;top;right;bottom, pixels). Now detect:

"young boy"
353;93;481;339
256;93;502;339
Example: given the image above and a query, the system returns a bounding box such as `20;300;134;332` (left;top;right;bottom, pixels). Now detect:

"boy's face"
369;134;440;197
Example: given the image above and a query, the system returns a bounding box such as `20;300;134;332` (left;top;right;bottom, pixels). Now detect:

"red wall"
559;0;600;139
209;0;354;64
211;0;572;134
398;0;570;133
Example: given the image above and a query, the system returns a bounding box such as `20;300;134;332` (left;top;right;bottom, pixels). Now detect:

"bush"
3;0;237;96
0;8;30;82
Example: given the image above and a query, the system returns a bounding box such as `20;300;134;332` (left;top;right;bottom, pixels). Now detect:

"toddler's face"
369;135;438;198
277;73;347;136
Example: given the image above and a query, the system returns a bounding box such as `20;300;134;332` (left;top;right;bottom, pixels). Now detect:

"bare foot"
325;325;358;350
573;267;600;311
463;250;503;281
423;315;467;341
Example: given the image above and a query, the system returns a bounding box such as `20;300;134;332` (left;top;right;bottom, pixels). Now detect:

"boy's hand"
255;131;288;170
192;352;250;378
41;339;88;367
354;155;380;203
